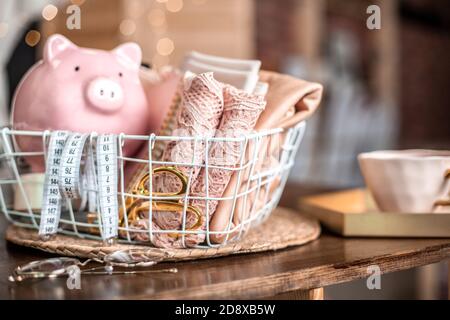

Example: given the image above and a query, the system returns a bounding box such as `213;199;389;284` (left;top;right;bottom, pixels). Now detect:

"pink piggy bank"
11;34;151;172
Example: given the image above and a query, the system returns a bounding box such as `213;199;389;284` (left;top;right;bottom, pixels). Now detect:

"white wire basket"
0;122;305;248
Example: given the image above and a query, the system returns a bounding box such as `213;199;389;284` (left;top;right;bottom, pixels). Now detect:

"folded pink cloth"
129;74;266;248
208;71;323;243
125;70;321;248
130;72;224;247
187;85;266;245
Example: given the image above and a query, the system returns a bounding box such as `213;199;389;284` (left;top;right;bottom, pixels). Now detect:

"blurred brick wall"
256;0;449;148
255;0;296;71
399;0;450;148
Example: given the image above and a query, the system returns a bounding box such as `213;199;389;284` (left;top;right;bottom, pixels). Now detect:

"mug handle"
433;169;450;207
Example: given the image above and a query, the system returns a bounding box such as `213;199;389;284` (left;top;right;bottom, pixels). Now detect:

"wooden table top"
1;183;449;299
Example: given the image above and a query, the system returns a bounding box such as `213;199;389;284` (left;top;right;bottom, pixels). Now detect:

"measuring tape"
84;142;97;214
39;131;69;237
39;131;119;241
59;133;89;199
95;134;118;240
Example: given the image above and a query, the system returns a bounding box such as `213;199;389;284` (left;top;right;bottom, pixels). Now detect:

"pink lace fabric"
130;72;224;247
129;74;266;248
187;85;266;245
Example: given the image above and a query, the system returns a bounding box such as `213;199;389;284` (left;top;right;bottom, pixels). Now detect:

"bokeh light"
166;0;183;13
25;30;41;47
119;19;136;36
42;5;58;21
156;37;174;56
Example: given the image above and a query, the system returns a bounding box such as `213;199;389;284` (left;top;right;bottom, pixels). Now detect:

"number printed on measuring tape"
39;131;120;240
59;133;89;199
39;131;69;236
96;134;118;239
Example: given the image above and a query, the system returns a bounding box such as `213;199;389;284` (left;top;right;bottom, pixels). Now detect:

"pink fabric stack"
130;72;224;246
130;72;266;248
187;85;266;244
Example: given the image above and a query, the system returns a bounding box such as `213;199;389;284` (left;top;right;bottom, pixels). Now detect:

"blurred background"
0;0;448;299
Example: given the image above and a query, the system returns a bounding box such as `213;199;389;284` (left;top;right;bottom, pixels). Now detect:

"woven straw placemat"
5;207;320;262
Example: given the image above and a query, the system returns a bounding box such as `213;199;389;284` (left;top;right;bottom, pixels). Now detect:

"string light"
25;30;41;47
156;37;174;56
166;0;183;13
149;0;179;68
0;22;8;38
42;5;58;21
119;19;136;36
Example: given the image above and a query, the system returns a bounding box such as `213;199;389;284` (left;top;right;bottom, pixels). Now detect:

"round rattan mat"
5;207;320;262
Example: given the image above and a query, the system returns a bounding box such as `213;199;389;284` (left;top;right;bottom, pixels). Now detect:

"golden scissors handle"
119;166;203;237
126;200;203;237
134;166;188;197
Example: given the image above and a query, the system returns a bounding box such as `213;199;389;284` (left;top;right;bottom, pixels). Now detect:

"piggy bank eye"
118;72;123;77
74;66;80;72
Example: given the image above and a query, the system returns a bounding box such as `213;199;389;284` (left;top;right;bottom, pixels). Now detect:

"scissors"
119;166;203;238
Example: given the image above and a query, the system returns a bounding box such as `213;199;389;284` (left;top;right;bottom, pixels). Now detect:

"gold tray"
298;189;450;238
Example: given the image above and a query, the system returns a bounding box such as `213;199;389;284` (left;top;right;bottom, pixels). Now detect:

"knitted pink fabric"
187;85;266;245
130;72;224;247
130;75;266;248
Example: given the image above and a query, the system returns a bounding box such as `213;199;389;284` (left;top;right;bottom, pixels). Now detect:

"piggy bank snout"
86;77;124;112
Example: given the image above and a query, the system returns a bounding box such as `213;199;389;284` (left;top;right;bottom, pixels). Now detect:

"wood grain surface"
1;183;449;299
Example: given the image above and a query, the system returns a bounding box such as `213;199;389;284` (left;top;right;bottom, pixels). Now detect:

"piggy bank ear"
112;43;142;70
44;34;77;65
